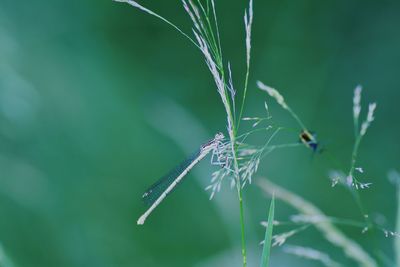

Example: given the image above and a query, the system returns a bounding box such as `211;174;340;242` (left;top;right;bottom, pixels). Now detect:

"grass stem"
237;185;247;267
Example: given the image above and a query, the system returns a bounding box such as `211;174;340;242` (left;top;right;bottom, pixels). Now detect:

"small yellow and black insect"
299;130;319;152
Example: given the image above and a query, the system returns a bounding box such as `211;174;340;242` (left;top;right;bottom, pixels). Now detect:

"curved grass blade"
113;0;199;49
260;196;274;267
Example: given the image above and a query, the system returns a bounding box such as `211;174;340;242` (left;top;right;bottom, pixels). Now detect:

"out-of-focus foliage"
0;0;399;266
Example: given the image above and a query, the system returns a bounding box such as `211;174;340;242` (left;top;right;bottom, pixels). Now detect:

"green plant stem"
222;61;247;267
231;135;247;267
237;65;250;130
237;184;247;267
231;140;248;267
286;106;307;131
348;134;372;226
349;135;362;176
225;91;246;266
154;1;245;263
354;117;359;139
348;110;372;225
229;129;247;267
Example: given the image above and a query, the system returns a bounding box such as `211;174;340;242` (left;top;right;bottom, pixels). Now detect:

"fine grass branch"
258;178;378;267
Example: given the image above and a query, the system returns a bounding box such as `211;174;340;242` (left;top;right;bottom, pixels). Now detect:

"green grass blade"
260;196;275;267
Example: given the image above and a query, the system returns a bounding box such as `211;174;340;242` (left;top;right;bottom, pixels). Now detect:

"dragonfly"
137;132;225;225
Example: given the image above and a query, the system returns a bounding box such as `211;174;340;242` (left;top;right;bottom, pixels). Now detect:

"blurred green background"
1;0;399;266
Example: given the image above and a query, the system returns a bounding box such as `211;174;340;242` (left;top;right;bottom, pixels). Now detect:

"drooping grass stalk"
257;82;309;131
258;178;378;267
113;0;200;49
285;106;308;131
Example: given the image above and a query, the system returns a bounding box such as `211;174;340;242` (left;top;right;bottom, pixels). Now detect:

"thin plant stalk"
256;81;309;132
237;66;251;130
347;88;376;225
237;184;247;266
347;135;370;225
228;94;247;267
193;1;252;265
189;0;248;264
113;0;200;49
189;0;247;263
285;106;307;131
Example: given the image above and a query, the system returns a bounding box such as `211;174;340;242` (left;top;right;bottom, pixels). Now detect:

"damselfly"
137;132;225;225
